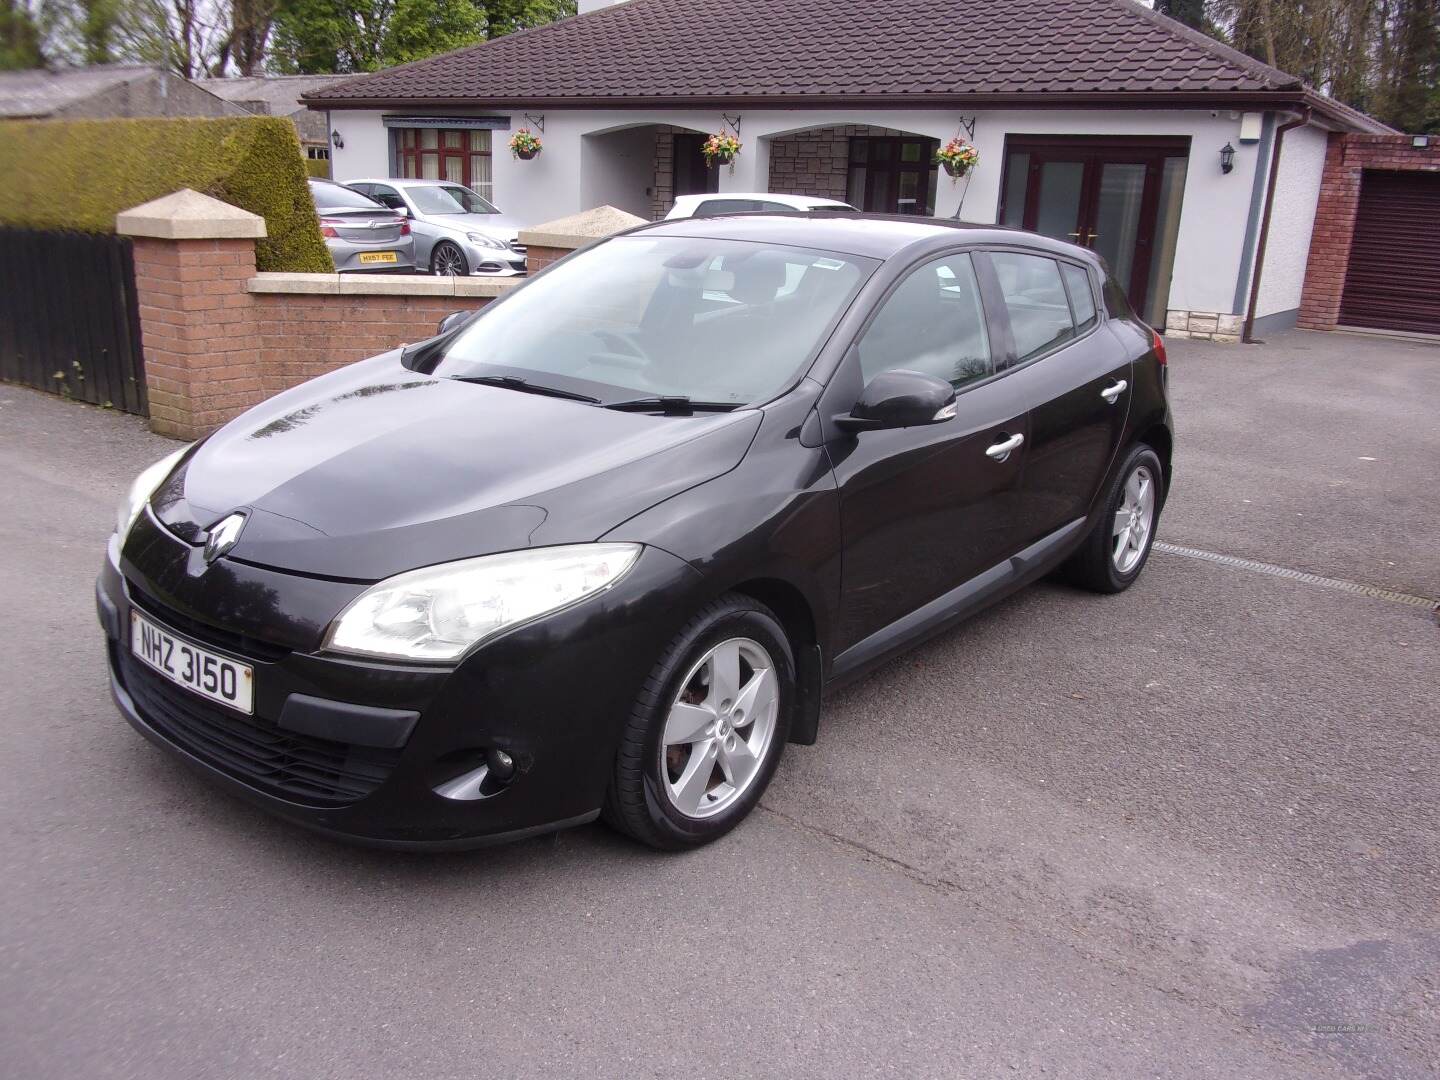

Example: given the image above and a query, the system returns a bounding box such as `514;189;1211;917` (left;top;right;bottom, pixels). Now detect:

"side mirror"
835;369;956;433
437;310;471;336
393;204;410;218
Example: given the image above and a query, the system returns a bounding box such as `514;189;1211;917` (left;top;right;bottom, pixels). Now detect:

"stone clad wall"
767;125;907;202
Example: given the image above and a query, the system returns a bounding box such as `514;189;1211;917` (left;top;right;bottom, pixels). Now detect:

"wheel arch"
1134;420;1173;508
728;577;824;746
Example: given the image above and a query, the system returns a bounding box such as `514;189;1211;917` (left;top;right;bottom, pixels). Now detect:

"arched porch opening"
765;124;941;215
580;122;713;220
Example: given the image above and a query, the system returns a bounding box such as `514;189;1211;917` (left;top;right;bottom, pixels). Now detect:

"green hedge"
0;116;332;272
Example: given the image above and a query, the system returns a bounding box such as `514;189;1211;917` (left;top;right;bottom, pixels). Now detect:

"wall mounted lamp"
1219;142;1235;174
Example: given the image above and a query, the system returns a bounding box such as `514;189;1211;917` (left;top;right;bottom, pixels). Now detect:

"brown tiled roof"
302;0;1385;131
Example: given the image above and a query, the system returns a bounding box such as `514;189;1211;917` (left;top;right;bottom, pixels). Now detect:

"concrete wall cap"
247;272;519;298
116;188;267;240
518;204;646;250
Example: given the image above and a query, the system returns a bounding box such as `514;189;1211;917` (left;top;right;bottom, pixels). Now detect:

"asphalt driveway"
1;329;1436;1079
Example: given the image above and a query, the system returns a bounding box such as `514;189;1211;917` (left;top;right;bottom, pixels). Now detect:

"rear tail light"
319;217;341;238
1151;327;1167;367
398;219;411;235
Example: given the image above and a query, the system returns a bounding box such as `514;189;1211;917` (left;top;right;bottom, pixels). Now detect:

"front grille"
115;648;402;806
508;240;527;255
129;587;291;662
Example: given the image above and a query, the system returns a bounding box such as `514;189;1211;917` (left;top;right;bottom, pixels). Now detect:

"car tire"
1062;444;1165;594
431;241;468;277
603;593;795;850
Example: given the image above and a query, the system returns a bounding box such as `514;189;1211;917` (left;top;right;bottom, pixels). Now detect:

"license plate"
359;251;398;264
130;610;254;714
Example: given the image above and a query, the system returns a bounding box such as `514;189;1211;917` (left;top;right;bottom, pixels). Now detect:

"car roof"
631;212;1102;265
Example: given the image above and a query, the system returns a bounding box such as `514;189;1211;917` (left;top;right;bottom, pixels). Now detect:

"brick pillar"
1296;134;1360;331
116;189;267;439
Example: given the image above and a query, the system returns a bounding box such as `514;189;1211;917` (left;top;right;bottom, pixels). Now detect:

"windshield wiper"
602;395;742;415
453;374;598;403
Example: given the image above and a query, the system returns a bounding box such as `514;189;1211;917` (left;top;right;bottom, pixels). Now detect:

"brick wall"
250;290;494;403
1297;133;1440;331
524;244;569;273
129;245;508;438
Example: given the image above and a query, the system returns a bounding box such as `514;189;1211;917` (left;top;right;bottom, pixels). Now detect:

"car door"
978;249;1131;546
824;251;1030;654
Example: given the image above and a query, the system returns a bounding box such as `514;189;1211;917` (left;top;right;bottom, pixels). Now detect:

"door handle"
985;433;1024;461
1100;379;1128;404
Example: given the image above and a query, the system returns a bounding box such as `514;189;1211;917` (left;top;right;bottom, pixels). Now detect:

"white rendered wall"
327;110;391;181
1254;123;1328;318
580;126;658;219
324;106;1320;316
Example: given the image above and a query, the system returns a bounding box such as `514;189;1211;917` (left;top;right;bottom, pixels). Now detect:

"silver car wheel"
661;637;779;819
431;243;467;276
1112;464;1156;574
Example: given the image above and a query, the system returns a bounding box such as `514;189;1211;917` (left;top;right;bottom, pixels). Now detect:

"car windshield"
405;184;499;216
311;183;383;209
434;235;876;406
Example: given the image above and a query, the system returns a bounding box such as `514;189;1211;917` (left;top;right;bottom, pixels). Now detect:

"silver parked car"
307;179;417;274
344;178;527;277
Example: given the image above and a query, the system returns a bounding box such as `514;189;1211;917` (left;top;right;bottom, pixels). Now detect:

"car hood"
432;214;519;241
153;353;760;581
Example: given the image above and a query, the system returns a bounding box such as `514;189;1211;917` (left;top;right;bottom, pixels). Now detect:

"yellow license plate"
359;251;399;264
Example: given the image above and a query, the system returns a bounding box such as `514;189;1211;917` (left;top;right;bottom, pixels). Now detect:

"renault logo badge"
204;513;247;564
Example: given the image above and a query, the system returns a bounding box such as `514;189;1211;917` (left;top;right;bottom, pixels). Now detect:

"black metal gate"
0;227;148;415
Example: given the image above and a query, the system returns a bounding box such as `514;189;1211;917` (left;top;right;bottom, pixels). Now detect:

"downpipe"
1242;108;1311;344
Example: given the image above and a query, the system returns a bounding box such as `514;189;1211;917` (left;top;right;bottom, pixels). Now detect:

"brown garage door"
1339;170;1440;334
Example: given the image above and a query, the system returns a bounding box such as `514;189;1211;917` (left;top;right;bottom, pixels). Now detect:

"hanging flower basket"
702;131;741;166
935;137;979;181
509;128;542;160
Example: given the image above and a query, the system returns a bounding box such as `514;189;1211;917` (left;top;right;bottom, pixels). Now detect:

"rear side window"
990;251;1076;362
857;253;991;389
1102;275;1134;321
309;182;383;209
1061;263;1098;330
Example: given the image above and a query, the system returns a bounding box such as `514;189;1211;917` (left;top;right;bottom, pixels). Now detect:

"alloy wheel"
432;244;466;276
1112;464;1156;574
660;637;779;819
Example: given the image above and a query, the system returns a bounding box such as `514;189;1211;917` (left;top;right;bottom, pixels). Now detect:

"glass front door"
999;137;1190;326
847;137;939;215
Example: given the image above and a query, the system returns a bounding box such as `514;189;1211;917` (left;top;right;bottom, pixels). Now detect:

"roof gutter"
1243;106;1311;343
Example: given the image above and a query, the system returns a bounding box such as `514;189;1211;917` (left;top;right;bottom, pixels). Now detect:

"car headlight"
466;232;507;250
116;446;189;538
324;543;642;662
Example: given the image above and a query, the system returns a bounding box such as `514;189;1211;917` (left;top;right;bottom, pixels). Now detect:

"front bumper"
461;240;527;276
98;523;702;848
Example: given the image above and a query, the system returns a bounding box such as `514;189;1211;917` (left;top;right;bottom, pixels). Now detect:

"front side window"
856;253;991;389
990;251;1077;362
403;184;499;216
434;236;877;406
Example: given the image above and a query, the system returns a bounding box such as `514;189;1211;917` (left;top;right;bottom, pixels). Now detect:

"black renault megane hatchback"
98;213;1172;850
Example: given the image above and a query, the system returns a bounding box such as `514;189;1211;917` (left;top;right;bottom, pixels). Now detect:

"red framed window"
396;128;494;201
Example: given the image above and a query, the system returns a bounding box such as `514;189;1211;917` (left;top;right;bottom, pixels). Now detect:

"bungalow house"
303;0;1395;339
